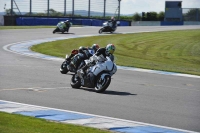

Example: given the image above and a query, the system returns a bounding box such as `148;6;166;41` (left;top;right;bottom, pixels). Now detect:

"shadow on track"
56;32;75;34
80;87;137;96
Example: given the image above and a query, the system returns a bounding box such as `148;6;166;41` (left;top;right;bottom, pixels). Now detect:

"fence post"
64;0;66;16
88;0;90;18
30;0;32;15
103;0;106;18
11;0;13;16
72;0;74;17
47;0;49;16
118;0;121;20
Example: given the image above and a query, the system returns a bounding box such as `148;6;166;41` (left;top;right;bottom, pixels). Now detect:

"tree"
183;9;200;21
45;9;63;16
132;12;141;21
157;11;165;21
5;9;16;15
149;12;157;21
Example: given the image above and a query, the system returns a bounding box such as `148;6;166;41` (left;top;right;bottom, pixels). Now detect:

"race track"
0;26;200;132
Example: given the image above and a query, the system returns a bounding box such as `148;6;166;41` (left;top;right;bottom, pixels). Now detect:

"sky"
0;0;199;14
120;0;200;14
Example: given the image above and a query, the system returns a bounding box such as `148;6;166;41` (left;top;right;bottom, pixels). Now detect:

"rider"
66;44;100;61
78;44;116;75
108;17;117;29
64;20;71;32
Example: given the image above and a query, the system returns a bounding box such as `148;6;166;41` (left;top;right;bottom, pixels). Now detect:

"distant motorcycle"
99;21;120;34
53;21;71;34
70;55;117;93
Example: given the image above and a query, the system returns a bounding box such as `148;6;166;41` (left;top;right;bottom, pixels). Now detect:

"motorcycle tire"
95;75;111;93
53;28;59;34
60;61;69;74
70;74;81;88
99;28;103;34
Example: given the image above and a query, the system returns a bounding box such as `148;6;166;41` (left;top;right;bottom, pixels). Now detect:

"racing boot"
77;69;84;78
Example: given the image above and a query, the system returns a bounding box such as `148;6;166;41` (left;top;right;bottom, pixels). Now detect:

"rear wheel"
95;75;111;93
99;28;103;34
70;74;81;88
53;28;59;34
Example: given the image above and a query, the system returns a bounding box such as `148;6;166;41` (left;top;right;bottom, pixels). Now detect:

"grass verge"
0;111;111;133
31;29;200;76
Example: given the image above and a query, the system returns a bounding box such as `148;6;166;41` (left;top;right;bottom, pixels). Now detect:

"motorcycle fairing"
90;58;114;76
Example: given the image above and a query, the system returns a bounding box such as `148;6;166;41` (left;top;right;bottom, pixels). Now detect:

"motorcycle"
70;55;117;93
99;21;120;34
60;49;94;74
53;21;71;34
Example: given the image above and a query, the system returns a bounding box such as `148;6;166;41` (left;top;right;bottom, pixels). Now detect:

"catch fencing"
5;0;121;19
182;8;200;21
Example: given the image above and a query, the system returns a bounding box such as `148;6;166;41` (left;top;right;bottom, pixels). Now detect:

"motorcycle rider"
108;17;117;29
66;44;100;61
64;20;71;32
78;44;116;76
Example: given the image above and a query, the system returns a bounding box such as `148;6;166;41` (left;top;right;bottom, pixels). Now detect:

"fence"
4;0;121;19
182;8;200;21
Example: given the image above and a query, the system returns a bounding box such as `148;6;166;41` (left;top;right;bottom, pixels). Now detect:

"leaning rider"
78;44;116;76
66;44;100;61
64;20;71;32
108;17;117;29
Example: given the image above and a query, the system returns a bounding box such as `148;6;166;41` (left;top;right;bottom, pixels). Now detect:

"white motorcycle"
70;55;117;93
99;21;120;34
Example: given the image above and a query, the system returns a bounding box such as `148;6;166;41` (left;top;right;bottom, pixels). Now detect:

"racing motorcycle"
53;21;71;34
70;55;117;93
60;49;94;74
98;21;120;34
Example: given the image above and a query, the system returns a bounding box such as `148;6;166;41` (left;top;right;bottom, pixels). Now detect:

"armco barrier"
161;21;183;26
16;17;130;26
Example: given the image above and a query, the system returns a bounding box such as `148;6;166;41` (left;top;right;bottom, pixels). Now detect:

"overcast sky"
0;0;199;14
120;0;200;14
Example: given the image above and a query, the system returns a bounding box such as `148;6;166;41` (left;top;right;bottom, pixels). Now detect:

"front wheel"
70;74;81;88
53;28;59;34
60;61;69;74
95;75;111;93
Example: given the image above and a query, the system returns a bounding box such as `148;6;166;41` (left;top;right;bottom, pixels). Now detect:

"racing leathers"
108;19;117;29
81;48;108;74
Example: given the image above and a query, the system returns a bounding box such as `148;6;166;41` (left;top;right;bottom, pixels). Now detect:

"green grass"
31;29;200;76
0;111;111;133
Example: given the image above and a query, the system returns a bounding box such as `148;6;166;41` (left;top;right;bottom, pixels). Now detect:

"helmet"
78;46;84;53
65;20;69;23
106;44;115;55
91;44;100;52
111;16;115;21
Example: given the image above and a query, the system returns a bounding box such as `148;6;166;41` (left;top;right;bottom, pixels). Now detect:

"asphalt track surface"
0;26;200;132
